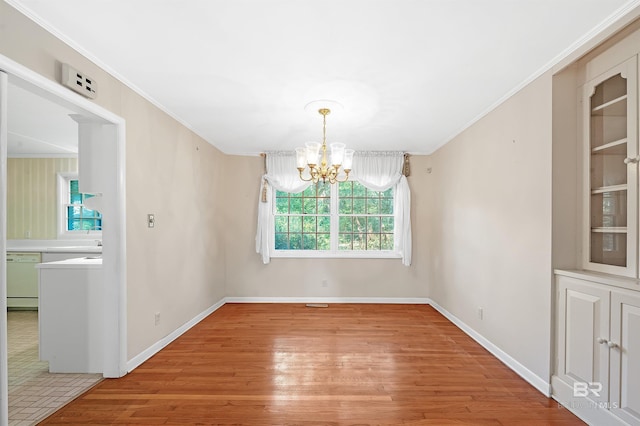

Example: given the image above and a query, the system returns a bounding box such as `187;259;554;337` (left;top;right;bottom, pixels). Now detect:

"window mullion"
330;183;339;252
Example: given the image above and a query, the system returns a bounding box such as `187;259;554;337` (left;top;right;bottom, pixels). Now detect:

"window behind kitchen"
58;174;102;237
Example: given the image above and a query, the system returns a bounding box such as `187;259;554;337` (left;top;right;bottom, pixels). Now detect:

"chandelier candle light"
296;108;354;184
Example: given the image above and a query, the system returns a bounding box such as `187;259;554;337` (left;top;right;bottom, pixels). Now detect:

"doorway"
0;55;127;425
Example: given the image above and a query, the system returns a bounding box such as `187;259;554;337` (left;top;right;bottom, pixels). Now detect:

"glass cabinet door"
584;57;637;276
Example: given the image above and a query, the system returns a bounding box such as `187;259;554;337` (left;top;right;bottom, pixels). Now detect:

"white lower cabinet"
553;273;640;425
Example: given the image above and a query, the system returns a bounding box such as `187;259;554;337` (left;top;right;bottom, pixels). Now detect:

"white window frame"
270;182;401;259
56;172;102;239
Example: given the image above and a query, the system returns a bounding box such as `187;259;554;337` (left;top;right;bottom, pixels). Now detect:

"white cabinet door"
610;290;640;424
557;276;610;405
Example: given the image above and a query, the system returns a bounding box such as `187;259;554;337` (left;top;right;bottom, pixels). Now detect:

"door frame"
0;54;127;425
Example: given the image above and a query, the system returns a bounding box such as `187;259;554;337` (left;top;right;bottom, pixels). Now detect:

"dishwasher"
7;252;42;310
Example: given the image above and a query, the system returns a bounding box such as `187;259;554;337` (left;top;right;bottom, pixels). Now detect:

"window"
57;174;102;237
256;152;411;265
275;182;331;250
337;182;394;251
273;181;398;257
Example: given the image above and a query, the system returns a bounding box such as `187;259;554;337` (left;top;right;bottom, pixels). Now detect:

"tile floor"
7;311;102;425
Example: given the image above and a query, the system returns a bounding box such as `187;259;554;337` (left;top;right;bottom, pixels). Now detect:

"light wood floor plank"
39;304;583;425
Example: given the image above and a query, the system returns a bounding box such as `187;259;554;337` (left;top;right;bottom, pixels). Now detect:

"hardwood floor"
39;304;583;425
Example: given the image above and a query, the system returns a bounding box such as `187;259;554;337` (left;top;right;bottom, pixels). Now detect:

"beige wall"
7;157;77;240
222;154;431;299
123;92;227;358
552;64;579;271
427;73;553;381
0;2;227;360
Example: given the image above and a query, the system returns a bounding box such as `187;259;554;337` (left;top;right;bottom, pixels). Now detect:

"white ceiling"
7;0;637;155
7;81;78;157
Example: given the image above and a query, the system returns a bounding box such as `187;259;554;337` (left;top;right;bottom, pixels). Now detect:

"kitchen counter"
7;241;101;311
36;257;102;269
10;246;103;253
7;239;102;253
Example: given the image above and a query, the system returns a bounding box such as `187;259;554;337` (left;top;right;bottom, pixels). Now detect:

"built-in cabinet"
583;56;638;277
553;274;640;425
553;37;640;425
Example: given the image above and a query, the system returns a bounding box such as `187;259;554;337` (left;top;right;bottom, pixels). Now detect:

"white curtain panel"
255;152;312;264
256;151;412;266
352;152;411;266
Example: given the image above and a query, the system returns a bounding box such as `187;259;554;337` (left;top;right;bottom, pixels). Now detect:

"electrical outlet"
154;312;160;326
25;230;31;239
477;307;484;320
148;214;155;228
321;280;328;288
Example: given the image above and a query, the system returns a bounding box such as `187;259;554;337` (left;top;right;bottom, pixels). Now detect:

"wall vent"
61;63;97;99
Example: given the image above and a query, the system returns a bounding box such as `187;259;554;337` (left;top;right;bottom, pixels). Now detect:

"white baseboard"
224;297;431;304
126;298;226;372
427;299;551;397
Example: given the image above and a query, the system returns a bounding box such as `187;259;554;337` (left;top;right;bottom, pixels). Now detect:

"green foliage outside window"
337;181;394;251
274;181;394;252
275;182;330;250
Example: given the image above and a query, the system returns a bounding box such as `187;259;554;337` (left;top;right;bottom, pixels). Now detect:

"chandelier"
296;108;354;184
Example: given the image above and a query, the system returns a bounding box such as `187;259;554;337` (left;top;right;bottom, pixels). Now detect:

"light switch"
148;214;155;228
